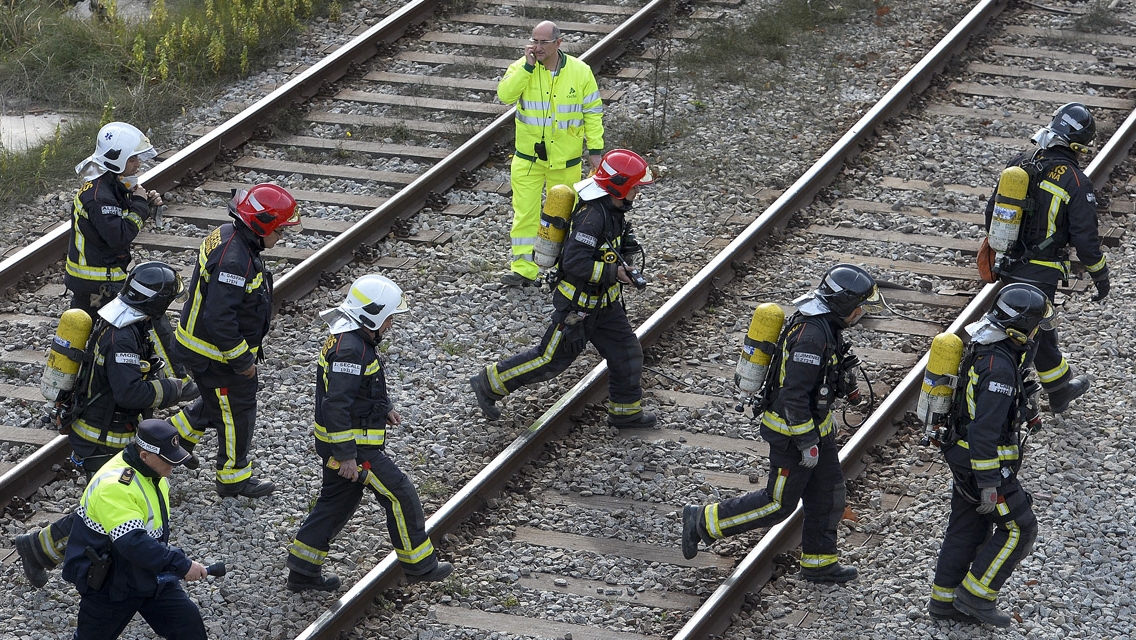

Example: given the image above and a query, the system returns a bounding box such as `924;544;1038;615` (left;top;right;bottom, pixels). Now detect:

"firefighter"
984;102;1109;412
66;121;192;399
680;264;884;583
287;275;453;590
168;183;300;498
66;122;162;315
927;283;1051;627
470;149;656;428
14;262;189;589
496;20;605;286
62;418;208;639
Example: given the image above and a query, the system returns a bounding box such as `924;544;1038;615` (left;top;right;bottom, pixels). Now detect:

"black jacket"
64;172;149;285
314;329;392;461
554;196;636;311
944;341;1026;489
761;314;847;451
174;222;273;374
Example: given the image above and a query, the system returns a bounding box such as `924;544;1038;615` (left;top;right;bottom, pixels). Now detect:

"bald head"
528;21;562;68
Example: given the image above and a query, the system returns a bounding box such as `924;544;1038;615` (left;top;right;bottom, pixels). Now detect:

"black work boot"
406;561;454;584
470;369;502;420
607;410;657;429
1046;374;1090;413
15;533;51;588
681;505;705;560
287;570;341;592
953;587;1011;627
927;598;979;623
801;563;858;584
216;477;275;498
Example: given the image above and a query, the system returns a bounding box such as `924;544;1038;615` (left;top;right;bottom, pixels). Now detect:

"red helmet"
229;184;301;236
593;149;654;199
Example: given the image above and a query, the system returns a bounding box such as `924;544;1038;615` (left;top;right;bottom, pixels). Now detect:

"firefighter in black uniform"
15;262;189;589
470;149;657;428
66;122;162;314
66;121;191;400
62;418;208;639
680;264;883;583
927;283;1050;627
287;275;453;590
984;102;1109;413
168;183;300;498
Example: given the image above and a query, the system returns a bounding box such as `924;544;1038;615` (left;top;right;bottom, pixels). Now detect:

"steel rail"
0;0;441;294
0;435;69;513
274;0;667;301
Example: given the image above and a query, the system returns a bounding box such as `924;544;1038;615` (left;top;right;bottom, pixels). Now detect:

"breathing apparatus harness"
739;312;876;430
934;340;1039;474
993;150;1075;284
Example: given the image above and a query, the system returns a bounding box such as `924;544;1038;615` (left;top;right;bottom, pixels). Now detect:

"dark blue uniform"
62;446;205;639
64;174;150;314
288;329;441;578
930;341;1038;609
696;313;853;572
169;222;273;489
486;195;646;420
985;146;1107;391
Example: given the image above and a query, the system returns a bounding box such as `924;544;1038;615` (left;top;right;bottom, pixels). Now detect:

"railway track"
3;0;1136;638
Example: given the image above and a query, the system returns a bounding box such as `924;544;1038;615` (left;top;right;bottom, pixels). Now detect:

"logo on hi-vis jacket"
567;88;577;98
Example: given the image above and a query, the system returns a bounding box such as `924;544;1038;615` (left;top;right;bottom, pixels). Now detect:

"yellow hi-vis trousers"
508;154;582;280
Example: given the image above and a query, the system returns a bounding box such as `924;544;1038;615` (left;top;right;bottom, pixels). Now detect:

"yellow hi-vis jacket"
497;51;604;169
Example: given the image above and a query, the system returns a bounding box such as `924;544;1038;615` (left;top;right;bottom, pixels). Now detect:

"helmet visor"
859;286;885;315
172;272;189;306
1038;300;1057;332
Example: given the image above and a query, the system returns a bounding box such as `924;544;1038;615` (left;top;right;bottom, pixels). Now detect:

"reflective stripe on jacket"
175;222;271;373
497;52;604;169
65;173;147;283
314;329;392;460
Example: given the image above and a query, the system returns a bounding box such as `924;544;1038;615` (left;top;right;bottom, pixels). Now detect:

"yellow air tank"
534;184;577;268
734;303;785;395
917;332;964;427
987;165;1030;253
40;309;93;401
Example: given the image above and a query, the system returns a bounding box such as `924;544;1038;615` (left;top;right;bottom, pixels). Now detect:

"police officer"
168;183;300;498
66;122;162;315
497;20;605;286
287;275;453;590
984;102;1109;412
15;262;189;589
470;149;656;428
62;418;208;640
680;265;883;583
927;284;1050;627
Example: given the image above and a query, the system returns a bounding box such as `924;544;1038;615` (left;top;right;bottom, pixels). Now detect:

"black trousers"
489;301;644;415
931;470;1037;604
169;370;259;486
704;434;846;571
74;581;205;640
288;441;439;576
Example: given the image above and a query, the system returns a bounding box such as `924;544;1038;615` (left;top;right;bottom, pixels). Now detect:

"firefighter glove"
975;486;999;514
1090;268;1110;302
799;444;819;469
561;315;587;354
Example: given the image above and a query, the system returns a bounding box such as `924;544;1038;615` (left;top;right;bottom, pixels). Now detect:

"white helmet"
75;122;157;179
320;275;409;334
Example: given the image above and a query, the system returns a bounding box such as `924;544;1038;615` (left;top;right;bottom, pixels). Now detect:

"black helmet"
119;261;186;317
815;264;883;318
1046;102;1095;148
987;283;1055;345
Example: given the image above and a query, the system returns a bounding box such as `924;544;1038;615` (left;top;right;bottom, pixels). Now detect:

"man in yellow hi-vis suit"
497;20;604;286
